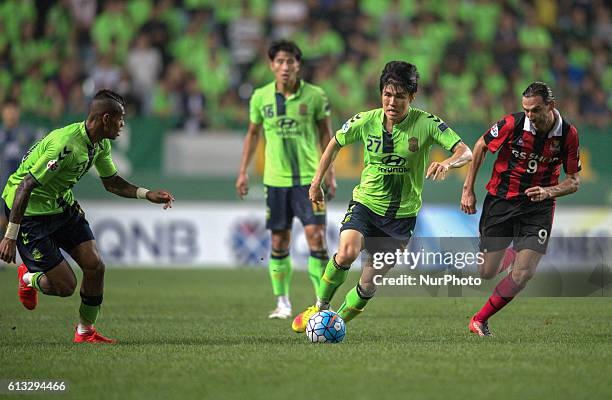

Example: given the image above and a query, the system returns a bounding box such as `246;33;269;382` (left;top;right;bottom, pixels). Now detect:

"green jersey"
335;108;462;218
249;80;330;187
2;122;117;216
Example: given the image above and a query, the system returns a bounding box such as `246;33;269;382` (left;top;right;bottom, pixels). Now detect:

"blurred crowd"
0;0;609;132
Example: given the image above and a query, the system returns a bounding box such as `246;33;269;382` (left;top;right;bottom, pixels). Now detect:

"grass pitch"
0;267;610;400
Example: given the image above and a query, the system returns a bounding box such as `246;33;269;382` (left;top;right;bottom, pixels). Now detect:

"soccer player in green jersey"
0;90;174;343
292;61;473;332
236;40;336;319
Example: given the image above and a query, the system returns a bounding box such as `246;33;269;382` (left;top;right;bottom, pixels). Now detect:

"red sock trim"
475;274;523;322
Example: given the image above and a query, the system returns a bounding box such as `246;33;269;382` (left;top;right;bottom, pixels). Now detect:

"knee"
271;234;290;252
336;244;360;265
307;229;325;250
86;258;106;274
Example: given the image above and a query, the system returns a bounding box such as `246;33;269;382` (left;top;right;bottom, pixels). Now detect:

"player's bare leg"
477;249;507;280
337;251;397;322
34;262;77;296
303;223;328;296
292;229;363;332
268;229;292;319
470;248;542;336
70;240;115;344
510;249;542;287
18;261;77;310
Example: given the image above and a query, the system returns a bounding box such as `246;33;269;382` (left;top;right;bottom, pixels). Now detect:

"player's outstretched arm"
101;175;175;209
236;122;262;199
461;137;488;214
426;142;473;181
310;139;341;204
317;117;337;200
0;175;38;263
525;173;580;202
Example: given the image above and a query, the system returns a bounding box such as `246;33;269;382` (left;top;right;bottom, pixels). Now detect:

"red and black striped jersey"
482;110;580;199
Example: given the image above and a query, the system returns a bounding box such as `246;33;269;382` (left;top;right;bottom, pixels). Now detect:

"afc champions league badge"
47;159;59;171
490;123;499;138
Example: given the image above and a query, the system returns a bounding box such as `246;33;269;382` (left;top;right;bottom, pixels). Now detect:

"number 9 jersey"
482;109;580;200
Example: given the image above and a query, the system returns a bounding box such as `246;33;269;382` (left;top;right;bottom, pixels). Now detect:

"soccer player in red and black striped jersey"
461;82;581;336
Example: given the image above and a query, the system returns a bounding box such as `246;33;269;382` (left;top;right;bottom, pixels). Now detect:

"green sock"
307;250;328;294
269;254;292;296
338;285;372;322
317;255;349;304
31;272;43;291
79;303;101;325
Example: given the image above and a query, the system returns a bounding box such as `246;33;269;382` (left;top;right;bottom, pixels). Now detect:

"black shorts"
340;201;416;254
479;194;554;254
4;202;95;273
265;185;326;230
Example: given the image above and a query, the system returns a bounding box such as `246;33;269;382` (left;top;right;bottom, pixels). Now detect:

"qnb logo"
379;154;409;174
277;117;300;137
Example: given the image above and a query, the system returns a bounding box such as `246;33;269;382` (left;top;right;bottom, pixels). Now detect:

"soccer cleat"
469;315;492;337
291;305;319;333
73;327;117;344
17;264;38;310
268;306;292;320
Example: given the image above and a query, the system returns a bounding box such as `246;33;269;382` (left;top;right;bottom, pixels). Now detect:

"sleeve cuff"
334;135;344;147
28;171;42;186
449;139;462;152
100;171;118;179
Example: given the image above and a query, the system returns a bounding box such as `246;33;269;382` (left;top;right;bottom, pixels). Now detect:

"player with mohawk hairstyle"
0;89;175;343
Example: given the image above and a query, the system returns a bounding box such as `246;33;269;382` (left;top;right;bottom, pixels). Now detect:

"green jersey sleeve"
94;140;117;178
335;113;365;147
428;115;462;152
314;89;331;121
249;90;263;125
28;139;67;185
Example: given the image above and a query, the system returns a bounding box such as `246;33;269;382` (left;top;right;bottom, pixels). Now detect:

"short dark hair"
522;82;555;104
379;61;419;94
91;89;125;117
268;40;302;62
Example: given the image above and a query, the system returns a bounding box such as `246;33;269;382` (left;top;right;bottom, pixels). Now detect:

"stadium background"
0;0;610;267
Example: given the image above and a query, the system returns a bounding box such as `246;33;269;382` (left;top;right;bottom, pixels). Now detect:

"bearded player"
461;82;580;336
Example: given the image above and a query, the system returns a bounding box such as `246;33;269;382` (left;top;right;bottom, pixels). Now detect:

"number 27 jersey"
336;107;462;218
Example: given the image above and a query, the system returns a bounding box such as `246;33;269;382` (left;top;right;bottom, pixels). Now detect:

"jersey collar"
380;106;411;132
523;108;563;137
549;109;563;137
80;121;95;147
275;79;304;100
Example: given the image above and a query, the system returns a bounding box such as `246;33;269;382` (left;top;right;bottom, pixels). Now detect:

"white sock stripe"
22;272;34;286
